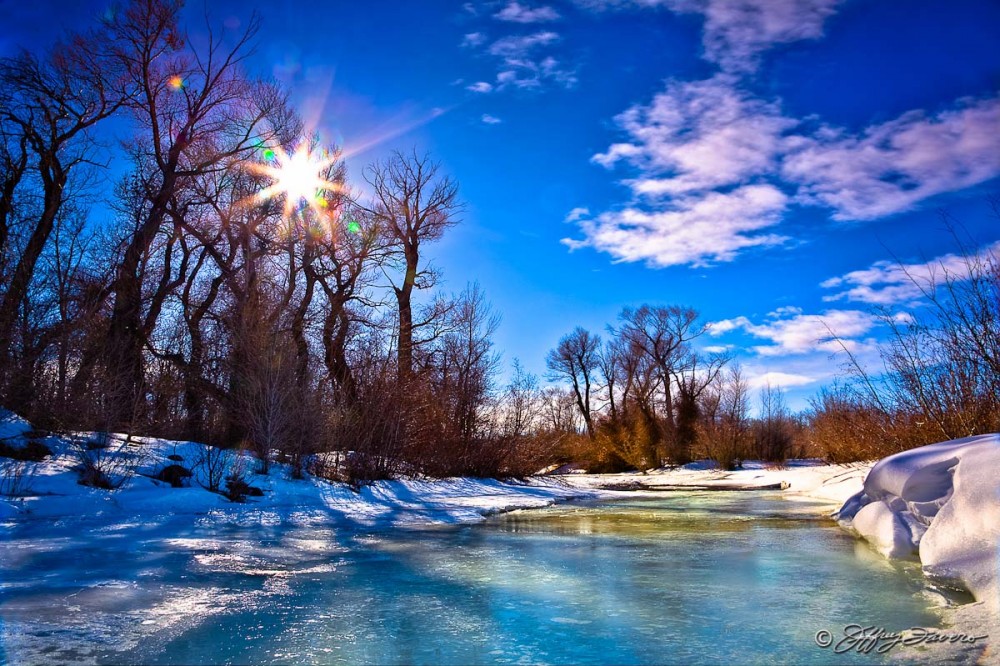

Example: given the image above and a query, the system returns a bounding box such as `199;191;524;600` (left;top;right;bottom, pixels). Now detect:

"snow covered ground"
836;435;1000;603
835;433;1000;659
1;407;870;529
0;416;593;529
3;408;998;662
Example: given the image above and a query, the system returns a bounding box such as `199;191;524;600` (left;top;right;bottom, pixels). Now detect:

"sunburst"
248;144;343;221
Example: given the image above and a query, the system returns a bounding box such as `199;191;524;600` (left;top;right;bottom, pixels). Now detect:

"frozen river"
0;492;941;664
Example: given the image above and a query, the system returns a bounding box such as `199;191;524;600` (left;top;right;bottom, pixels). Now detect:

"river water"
0;492;940;664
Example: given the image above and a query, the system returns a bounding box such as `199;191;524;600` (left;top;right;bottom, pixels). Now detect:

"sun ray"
245;143;345;224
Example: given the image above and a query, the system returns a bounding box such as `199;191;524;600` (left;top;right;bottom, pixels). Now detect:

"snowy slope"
836;434;1000;610
1;409;874;529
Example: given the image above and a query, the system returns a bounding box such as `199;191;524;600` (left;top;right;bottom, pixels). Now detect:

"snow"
0;409;873;529
554;458;873;510
836;434;1000;614
0;407;32;441
4;409;999;662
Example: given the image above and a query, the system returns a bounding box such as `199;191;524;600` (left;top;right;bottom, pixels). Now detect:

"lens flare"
168;75;185;90
248;144;342;222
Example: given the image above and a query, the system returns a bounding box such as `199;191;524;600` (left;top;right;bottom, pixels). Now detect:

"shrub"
222;450;263;502
71;432;146;490
0;439;53;462
0;459;37;497
195;444;235;493
155;463;193;488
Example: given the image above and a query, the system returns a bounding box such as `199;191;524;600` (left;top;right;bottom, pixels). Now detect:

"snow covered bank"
556;459;873;510
836;434;1000;612
2;409;874;530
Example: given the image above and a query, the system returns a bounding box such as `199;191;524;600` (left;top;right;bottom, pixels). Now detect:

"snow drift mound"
837;434;1000;607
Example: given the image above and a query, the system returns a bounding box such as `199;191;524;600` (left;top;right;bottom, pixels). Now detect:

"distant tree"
700;364;751;470
430;282;501;465
546;327;601;439
753;383;793;462
673;351;728;464
616;305;705;439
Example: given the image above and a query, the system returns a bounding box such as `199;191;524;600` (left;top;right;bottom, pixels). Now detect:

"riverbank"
3;409;996;663
1;405;869;528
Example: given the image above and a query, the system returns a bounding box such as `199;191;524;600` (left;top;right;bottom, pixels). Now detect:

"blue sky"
5;0;1000;410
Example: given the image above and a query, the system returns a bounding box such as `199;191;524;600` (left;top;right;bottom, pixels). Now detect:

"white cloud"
488;31;561;57
783;97;1000;220
701;344;732;354
821;241;1000;305
461;32;488;47
745;370;816;390
573;0;842;72
491;55;576;91
467;81;494;93
495;1;561;23
710;309;878;356
481;113;503;124
571;72;1000;268
592;75;794;196
564;207;590;222
562;184;789;267
686;0;843;72
463;30;575;92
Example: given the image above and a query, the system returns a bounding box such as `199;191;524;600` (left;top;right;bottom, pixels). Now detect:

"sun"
248;143;342;220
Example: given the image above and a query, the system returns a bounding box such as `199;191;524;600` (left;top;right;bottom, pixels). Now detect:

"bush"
154;463;193;488
0;459;37;497
222;451;263;502
195;444;234;493
0;439;53;462
72;432;146;490
592;407;659;472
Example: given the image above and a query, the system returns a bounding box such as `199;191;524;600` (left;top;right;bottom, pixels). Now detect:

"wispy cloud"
488;31;561;57
562;184;789;268
592;75;794;196
481;113;503;124
709;308;879;356
462;32;488;47
571;71;1000;268
821;241;1000;305
574;0;843;72
745;370;816;390
568;76;794;266
494;1;561;23
783;97;1000;220
683;0;843;72
460;11;576;93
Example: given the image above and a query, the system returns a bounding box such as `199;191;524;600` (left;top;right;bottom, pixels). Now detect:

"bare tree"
0;29;126;389
753;383;793;462
363;150;460;382
98;1;293;427
616;305;705;439
546;327;601;439
699;364;751;470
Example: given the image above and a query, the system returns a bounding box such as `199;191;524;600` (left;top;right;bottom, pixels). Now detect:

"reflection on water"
0;493;940;665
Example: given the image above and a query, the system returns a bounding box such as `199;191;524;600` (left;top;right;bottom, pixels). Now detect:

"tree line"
543;305;800;471
542;215;1000;470
0;0;550;483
